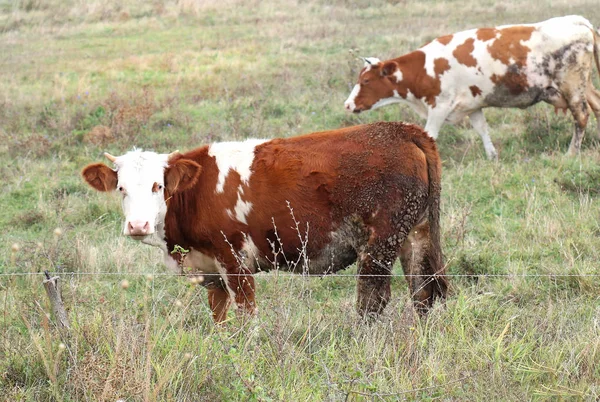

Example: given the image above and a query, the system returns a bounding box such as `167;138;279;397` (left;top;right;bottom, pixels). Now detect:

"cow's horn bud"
104;152;117;163
168;150;180;161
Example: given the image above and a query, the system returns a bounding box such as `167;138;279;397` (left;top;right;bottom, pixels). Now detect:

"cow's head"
344;57;402;113
82;150;201;240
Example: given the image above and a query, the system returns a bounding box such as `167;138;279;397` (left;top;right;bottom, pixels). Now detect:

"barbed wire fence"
3;258;599;400
2;271;600;277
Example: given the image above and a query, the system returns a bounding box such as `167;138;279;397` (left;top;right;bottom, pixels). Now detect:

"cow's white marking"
181;248;220;275
392;69;403;82
363;57;381;71
214;260;236;303
240;236;260;271
344;84;361;111
228;196;253;224
209;139;267;193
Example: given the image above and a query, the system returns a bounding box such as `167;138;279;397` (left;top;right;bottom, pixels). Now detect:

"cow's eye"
363;79;369;84
152;182;163;193
118;186;124;192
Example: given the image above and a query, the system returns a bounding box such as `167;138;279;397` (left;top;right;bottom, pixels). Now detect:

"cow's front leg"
227;269;257;317
207;286;232;323
424;108;449;139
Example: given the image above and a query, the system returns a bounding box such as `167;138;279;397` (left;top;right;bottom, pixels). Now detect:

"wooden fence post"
43;270;70;334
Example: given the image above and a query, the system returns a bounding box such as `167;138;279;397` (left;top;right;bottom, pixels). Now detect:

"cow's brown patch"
391;52;451;107
469;85;482;97
437;34;453;45
453;38;477;67
502;69;530;95
433;57;451;76
490;69;529;95
487;26;535;66
483;26;534;96
476;28;497;41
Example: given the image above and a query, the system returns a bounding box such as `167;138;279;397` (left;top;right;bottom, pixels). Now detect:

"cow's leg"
585;86;600;139
227;270;257;317
567;96;590;155
356;248;394;318
356;215;411;318
399;220;448;316
423;109;449;139
469;109;498;160
207;287;232;323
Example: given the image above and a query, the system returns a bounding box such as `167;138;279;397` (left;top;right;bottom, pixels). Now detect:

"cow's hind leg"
469;109;498;160
400;220;448;315
567;96;590;155
560;68;592;154
585;85;600;139
356;212;413;318
356;244;395;319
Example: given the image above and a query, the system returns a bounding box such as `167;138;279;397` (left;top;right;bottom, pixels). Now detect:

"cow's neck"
164;146;217;255
388;50;445;113
388;51;425;93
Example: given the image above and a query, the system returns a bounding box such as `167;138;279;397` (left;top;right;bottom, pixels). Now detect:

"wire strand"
1;272;599;278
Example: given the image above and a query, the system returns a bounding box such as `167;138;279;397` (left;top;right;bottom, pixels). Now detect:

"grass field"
2;0;600;400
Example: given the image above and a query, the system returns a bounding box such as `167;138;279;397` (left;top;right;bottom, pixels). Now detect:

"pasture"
2;0;600;400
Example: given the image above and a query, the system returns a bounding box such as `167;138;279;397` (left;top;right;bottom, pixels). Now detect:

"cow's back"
418;15;596;111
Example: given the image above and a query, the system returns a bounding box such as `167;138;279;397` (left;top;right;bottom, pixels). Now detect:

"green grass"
2;0;600;400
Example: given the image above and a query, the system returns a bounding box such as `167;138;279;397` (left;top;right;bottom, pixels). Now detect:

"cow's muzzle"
125;220;153;237
344;103;362;114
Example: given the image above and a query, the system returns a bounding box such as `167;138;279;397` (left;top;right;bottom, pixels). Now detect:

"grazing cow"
344;15;600;159
82;122;447;322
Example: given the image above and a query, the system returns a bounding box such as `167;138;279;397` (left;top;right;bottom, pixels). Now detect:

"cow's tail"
593;27;600;79
411;127;448;301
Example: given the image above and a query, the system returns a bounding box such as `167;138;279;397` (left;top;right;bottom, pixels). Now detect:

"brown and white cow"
82;122;447;322
344;15;600;159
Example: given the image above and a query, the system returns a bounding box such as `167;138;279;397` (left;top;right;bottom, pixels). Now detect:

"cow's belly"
484;85;545;109
251;240;358;276
251;220;363;276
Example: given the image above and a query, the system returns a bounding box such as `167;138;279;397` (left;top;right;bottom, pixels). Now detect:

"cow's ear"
82;163;118;192
165;158;202;194
381;61;399;77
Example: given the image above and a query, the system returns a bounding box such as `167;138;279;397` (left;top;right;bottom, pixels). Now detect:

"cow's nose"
127;220;151;236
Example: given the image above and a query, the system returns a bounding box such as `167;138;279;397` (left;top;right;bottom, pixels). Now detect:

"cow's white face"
82;150;202;241
112;151;169;238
